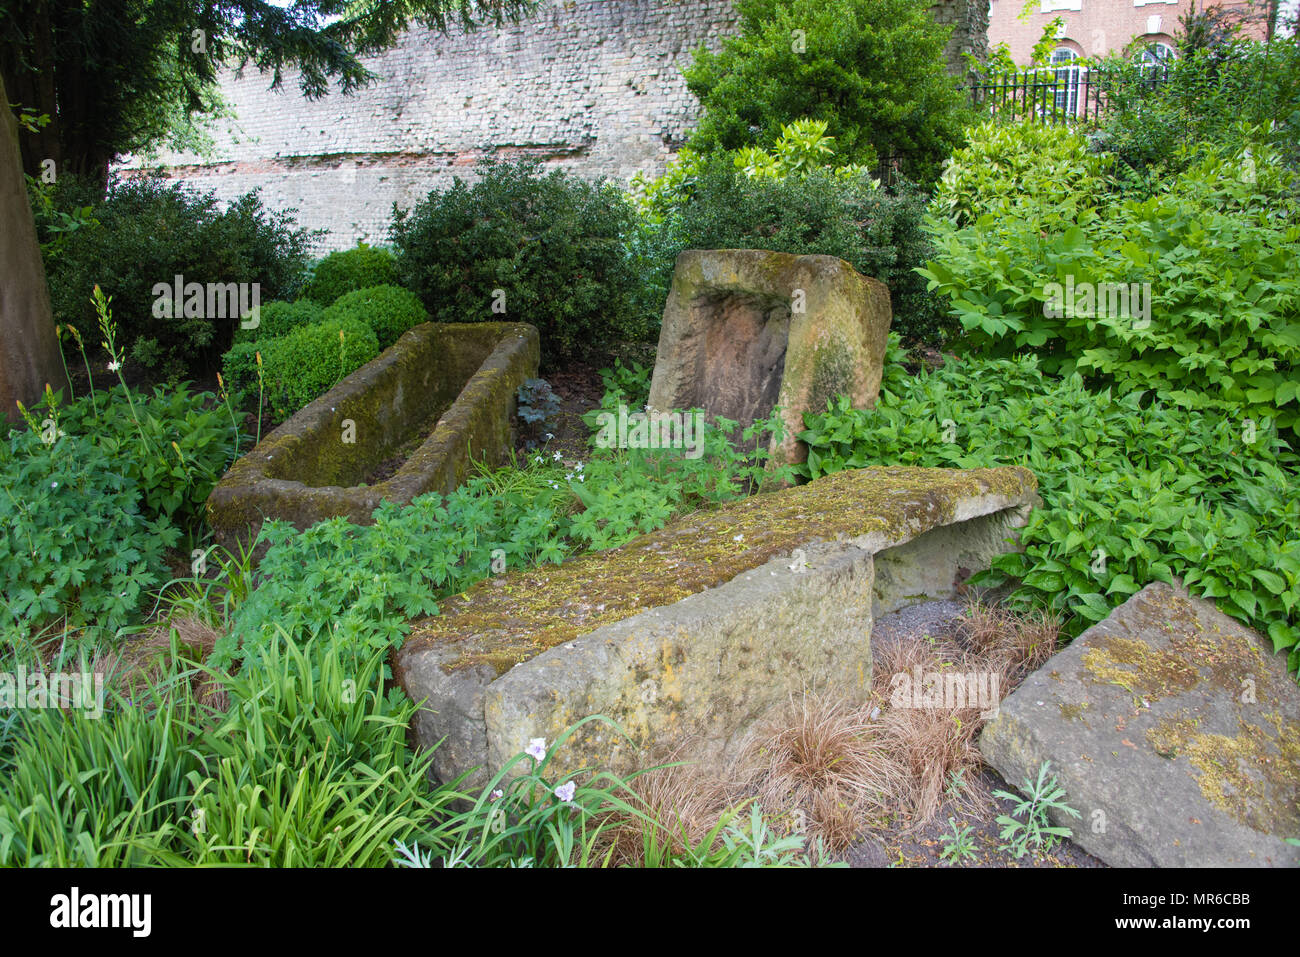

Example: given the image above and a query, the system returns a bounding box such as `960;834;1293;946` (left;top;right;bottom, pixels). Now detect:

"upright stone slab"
396;465;1037;787
980;581;1300;867
647;249;892;469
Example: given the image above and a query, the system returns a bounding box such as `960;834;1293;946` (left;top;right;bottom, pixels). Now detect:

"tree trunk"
0;71;69;424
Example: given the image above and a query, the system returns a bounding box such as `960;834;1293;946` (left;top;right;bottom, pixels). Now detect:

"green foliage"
256;317;380;420
40;174;315;382
993;762;1080;859
932;121;1114;229
321;284;429;350
0;634;455;867
177;634;455;866
682;0;971;184
923;133;1300;430
391;159;641;365
732;118;878;183
301;243;400;306
25;176;97;265
56;383;238;529
0;395;177;644
797;343;1300;670
1094;33;1300;185
232;298;324;345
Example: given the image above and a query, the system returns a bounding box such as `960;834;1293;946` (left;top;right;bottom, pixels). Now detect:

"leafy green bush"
1;397;177;643
798;342;1300;670
221;342;261;400
40;173;315;382
681;0;972;184
57;383;238;528
922;134;1300;429
932;121;1114;228
322;284;429;349
257;317;380;420
232;299;324;345
391;159;640;365
1095;33;1300;187
300;243;400;306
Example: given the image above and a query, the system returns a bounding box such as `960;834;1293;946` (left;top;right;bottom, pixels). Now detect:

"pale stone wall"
126;0;986;253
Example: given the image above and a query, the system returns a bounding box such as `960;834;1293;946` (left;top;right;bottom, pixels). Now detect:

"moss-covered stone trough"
395;465;1039;786
207;321;539;551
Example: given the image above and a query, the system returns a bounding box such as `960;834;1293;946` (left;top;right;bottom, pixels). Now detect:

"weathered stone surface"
397;464;1038;786
980;581;1300;868
206;321;538;552
647;249;892;470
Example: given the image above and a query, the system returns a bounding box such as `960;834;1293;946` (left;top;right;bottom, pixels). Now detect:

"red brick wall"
987;0;1268;64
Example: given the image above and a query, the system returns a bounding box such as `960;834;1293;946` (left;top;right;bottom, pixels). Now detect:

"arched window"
1139;41;1176;75
1050;47;1082;117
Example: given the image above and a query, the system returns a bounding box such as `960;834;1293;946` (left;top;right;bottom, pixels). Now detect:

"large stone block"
980;581;1300;867
396;465;1038;787
646;249;891;469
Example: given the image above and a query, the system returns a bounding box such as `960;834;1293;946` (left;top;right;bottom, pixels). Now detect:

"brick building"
986;0;1286;66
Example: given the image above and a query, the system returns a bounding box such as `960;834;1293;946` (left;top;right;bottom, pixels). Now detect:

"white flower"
575;462;583;472
544;432;554;441
490;788;504;802
525;738;547;761
552;451;562;461
733;534;744;542
51;481;58;489
555;781;576;803
107;360;121;372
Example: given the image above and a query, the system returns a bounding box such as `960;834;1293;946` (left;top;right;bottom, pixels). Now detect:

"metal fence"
965;65;1170;125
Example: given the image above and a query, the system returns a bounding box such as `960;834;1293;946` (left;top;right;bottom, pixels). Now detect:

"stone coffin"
207;321;539;551
396;465;1039;787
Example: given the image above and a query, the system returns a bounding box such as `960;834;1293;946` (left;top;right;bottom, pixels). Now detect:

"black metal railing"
965;65;1170;125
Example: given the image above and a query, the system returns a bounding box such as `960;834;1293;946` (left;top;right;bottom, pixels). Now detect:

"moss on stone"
1145;714;1300;834
402;464;1036;675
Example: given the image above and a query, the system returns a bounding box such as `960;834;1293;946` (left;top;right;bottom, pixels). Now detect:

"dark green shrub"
40;173;316;383
300;243;400;305
322;284;429;349
221;342;261;399
682;0;972;184
232;299;324;345
258;318;380;419
391;159;640;366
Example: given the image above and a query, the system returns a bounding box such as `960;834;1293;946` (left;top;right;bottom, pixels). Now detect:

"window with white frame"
1051;47;1082;116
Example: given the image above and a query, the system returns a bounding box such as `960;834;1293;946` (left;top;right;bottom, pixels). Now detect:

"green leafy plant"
938;818;979;864
923;131;1300;430
681;0;971;184
993;762;1080;859
40;173;315;383
300;243;400;305
231;299;324;345
321;283;428;349
255;317;380;420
